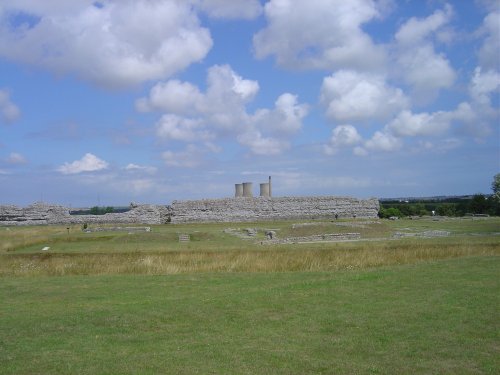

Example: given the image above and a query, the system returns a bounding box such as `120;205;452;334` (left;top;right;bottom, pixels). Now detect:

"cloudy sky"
0;0;498;206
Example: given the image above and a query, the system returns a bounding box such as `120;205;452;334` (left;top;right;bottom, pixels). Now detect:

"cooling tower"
242;182;253;197
235;184;243;198
260;183;270;197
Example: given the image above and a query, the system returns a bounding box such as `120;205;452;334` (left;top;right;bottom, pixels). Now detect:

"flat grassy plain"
0;217;499;374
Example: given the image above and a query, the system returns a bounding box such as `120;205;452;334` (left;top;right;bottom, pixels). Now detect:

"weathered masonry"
170;196;379;223
0;196;380;226
0;202;170;226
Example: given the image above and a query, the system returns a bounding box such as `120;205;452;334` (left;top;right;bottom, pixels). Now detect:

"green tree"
469;194;489;214
492;173;500;198
436;203;457;217
412;203;428;216
398;204;412;217
490;173;500;215
379;207;402;218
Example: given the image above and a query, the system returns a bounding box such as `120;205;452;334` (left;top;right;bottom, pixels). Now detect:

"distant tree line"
89;206;114;215
380;174;500;218
70;206;120;215
379;194;500;218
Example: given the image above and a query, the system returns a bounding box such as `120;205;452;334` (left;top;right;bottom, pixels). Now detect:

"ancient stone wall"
0;202;68;226
1;196;380;226
170;196;379;223
0;203;171;226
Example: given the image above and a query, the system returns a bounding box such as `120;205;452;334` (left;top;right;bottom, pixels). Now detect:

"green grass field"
0;217;499;374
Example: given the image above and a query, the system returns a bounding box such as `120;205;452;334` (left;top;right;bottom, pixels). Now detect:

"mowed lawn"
1;256;498;374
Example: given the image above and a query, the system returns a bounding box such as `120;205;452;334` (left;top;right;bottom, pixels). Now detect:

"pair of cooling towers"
235;176;272;198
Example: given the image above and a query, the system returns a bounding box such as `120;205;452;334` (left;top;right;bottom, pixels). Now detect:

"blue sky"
0;0;498;207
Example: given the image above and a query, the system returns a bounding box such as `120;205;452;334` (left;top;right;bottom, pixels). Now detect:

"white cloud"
251;93;309;135
237;130;290;155
477;11;500;70
387;110;451;138
444;68;499;140
0;1;212;87
136;80;203;114
161;145;204;168
394;5;456;102
320;70;409;122
6;152;27;165
356;65;499;152
57;153;109;174
0;89;20;123
469;67;500;108
324;125;362;155
253;0;386;71
138;64;308;155
364;131;402;152
395;4;453;46
396;45;456;101
124;163;157;175
156;114;213;143
138;65;258;128
194;0;262;20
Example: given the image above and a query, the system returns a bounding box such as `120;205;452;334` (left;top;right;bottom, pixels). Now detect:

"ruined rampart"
0;203;170;226
170;196;379;223
0;196;380;226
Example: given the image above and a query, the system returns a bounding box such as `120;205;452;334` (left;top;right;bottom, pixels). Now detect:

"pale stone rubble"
0;196;379;226
266;233;362;244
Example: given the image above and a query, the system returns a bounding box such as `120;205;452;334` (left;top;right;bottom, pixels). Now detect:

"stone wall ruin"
170;196;379;223
0;196;380;226
0;202;171;226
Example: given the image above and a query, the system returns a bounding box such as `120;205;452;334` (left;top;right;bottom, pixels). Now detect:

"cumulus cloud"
323;125;362;155
469;67;500;108
0;1;212;87
57;153;109;174
443;67;500;139
394;5;456;102
138;65;259;126
386;110;451;137
364;130;403;152
138;64;308;155
0;89;20;123
477;11;500;70
253;0;386;71
251;93;309;136
136;80;204;115
320;70;409;122
156;115;213;143
193;0;262;19
395;5;453;46
353;65;499;153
